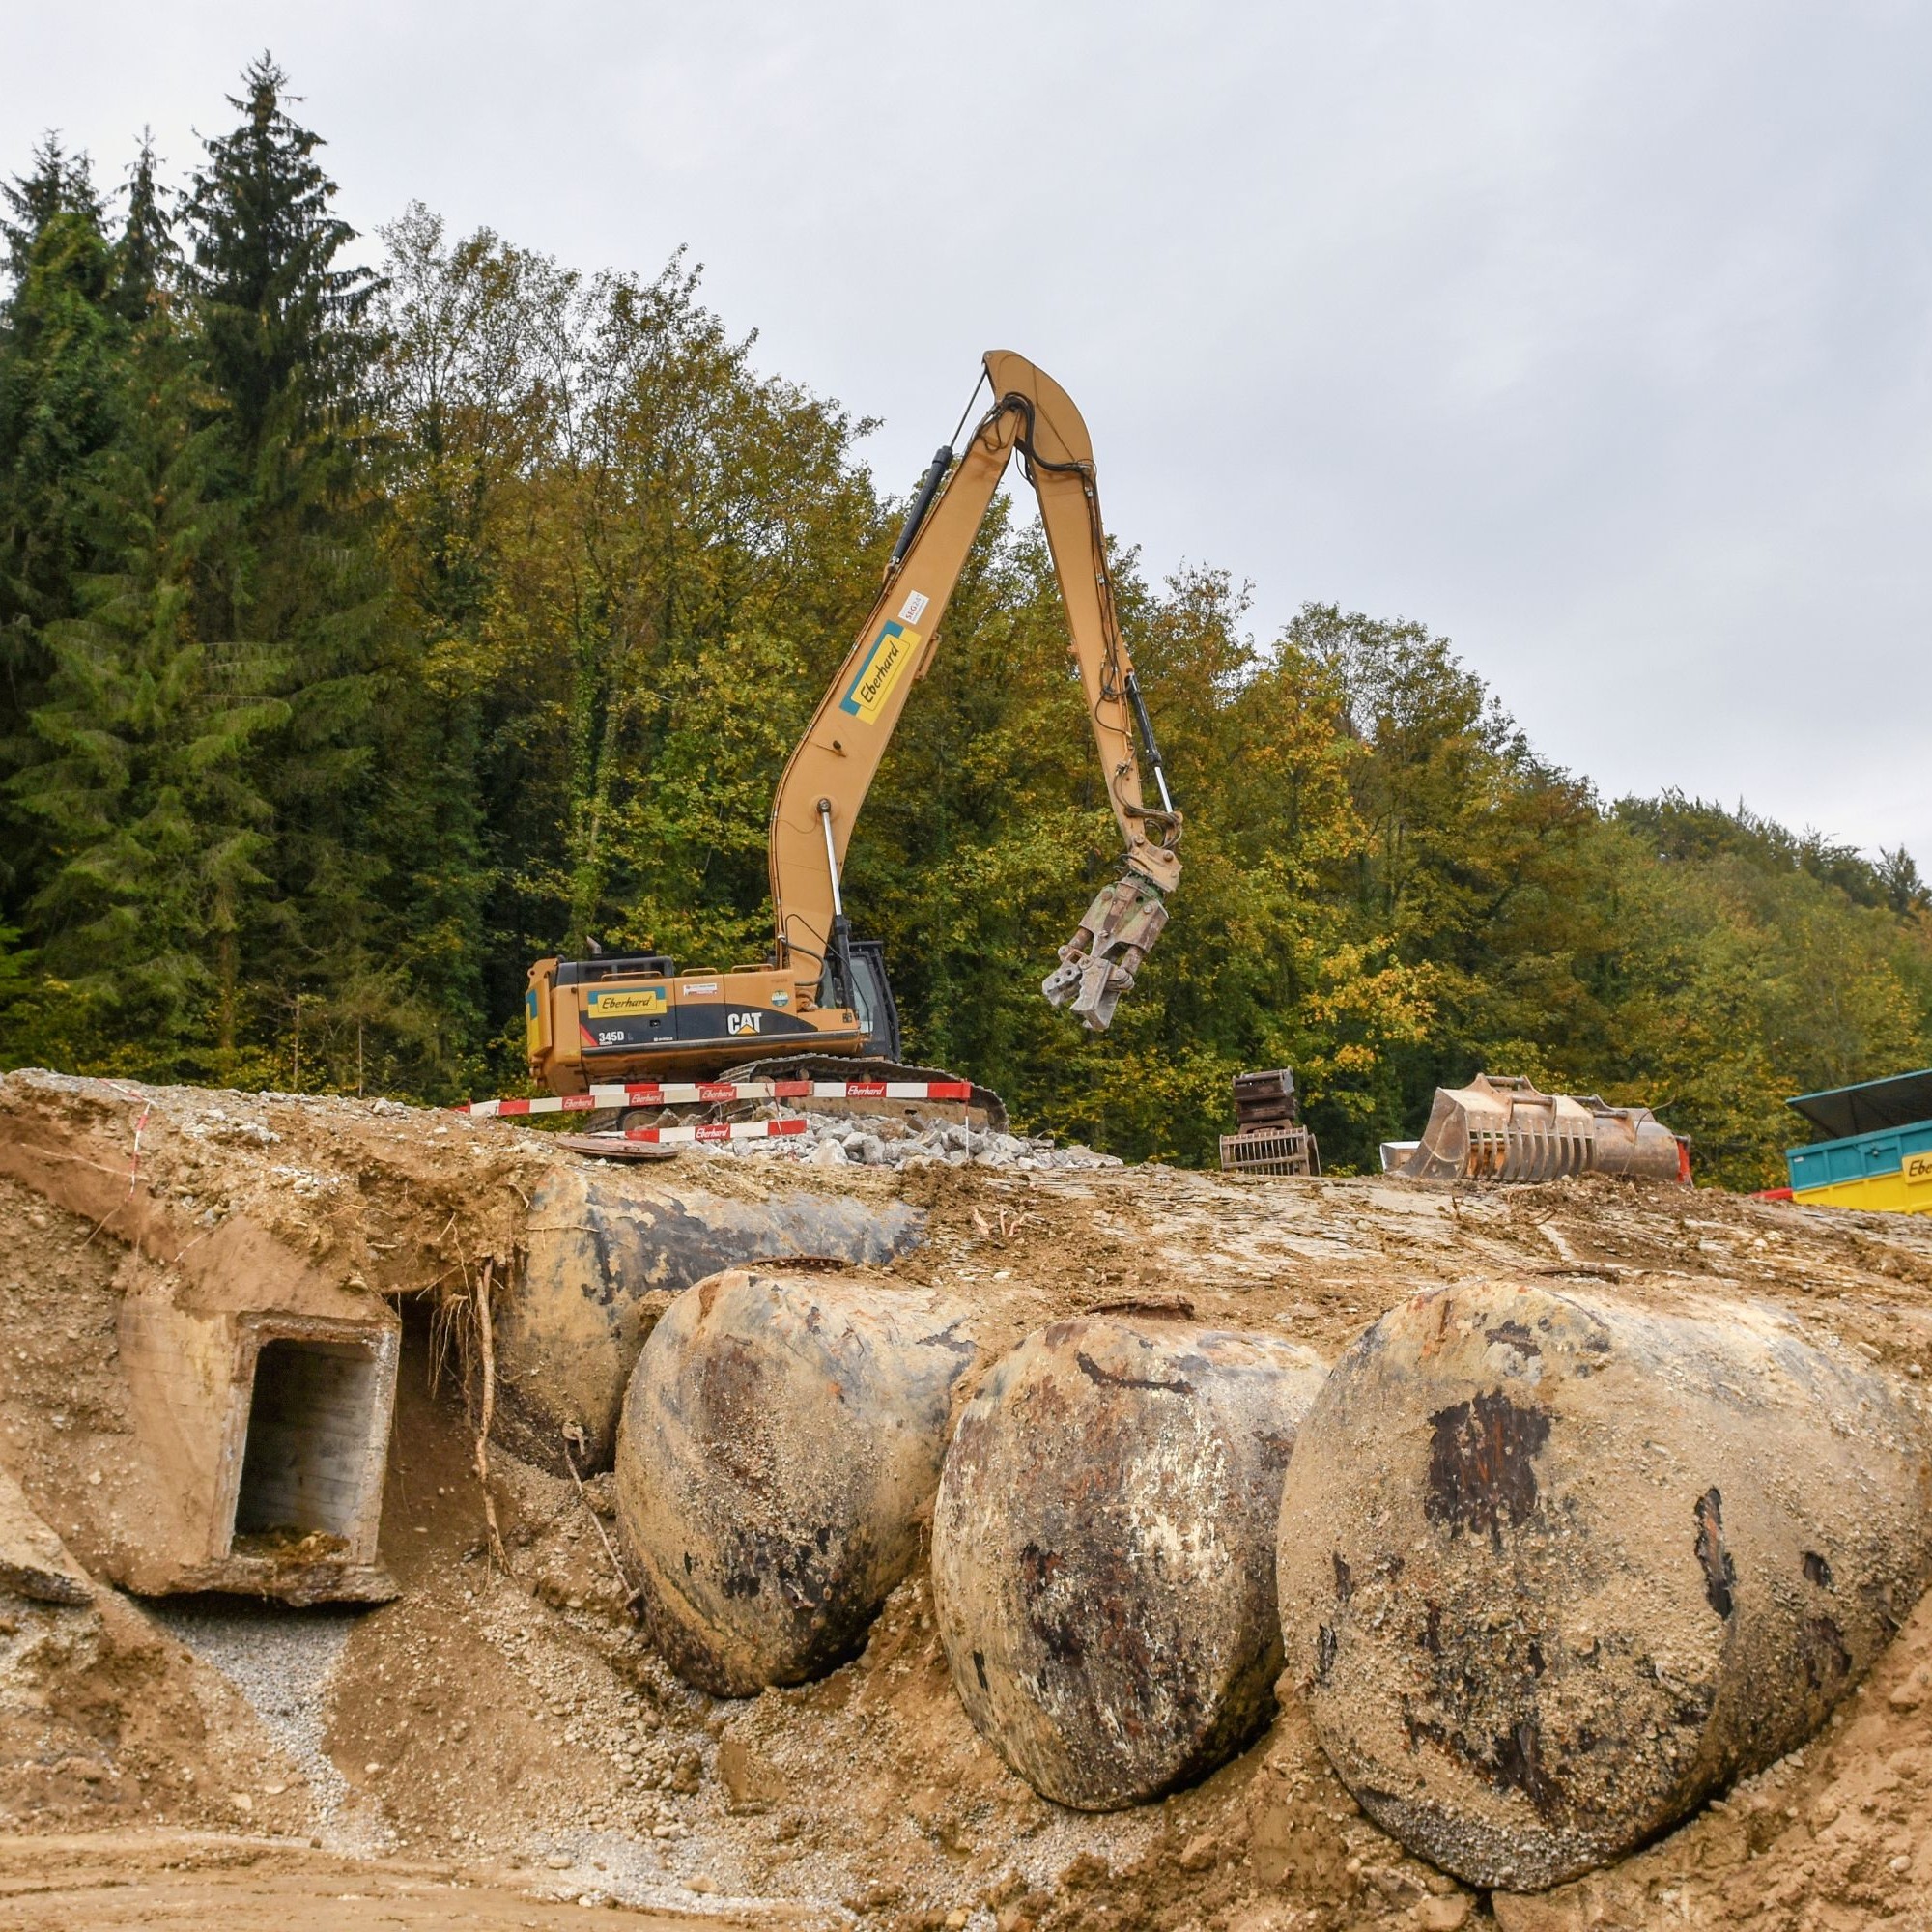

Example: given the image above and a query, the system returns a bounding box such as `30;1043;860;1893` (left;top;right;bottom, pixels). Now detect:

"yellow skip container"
1784;1069;1932;1219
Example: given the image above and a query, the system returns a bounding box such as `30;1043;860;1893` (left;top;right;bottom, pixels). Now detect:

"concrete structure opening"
233;1338;384;1548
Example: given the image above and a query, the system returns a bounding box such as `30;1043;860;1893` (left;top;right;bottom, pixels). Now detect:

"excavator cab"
820;940;902;1063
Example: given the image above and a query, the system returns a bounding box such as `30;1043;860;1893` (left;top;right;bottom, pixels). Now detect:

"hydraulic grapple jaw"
1041;870;1171;1032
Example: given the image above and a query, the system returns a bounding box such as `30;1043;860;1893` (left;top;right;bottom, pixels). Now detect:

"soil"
3;1068;1932;1930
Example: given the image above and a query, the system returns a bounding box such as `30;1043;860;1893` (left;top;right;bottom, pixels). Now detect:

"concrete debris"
0;1074;400;1604
702;1111;1122;1171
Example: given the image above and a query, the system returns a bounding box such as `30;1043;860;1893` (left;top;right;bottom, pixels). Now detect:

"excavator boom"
768;350;1182;1031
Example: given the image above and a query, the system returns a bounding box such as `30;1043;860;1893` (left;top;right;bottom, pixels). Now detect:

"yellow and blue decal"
585;985;668;1019
839;620;922;725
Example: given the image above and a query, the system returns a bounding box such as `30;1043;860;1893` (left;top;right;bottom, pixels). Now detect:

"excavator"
522;351;1182;1110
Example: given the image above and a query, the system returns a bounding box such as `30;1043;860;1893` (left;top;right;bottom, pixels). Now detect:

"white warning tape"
456;1077;971;1121
603;1118;810;1146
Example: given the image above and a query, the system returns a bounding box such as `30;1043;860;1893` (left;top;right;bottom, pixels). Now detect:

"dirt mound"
3;1068;1931;1927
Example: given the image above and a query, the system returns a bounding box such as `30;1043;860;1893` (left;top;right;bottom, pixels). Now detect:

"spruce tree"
0;142;122;917
111;134;176;325
1;136;102;283
183;57;394;1078
12;314;285;1067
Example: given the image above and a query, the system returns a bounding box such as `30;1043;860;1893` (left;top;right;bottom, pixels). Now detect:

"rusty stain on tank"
1424;1388;1551;1547
1695;1487;1737;1618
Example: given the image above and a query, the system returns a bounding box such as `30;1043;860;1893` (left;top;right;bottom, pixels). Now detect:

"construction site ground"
3;1071;1931;1931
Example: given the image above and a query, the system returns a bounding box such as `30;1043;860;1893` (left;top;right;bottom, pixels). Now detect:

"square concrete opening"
233;1338;384;1548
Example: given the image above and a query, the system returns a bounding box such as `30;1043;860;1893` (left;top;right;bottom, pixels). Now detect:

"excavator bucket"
1389;1073;1686;1185
1041;873;1170;1032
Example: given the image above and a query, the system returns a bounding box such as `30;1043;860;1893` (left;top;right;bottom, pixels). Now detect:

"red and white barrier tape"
456;1077;971;1120
605;1118;810;1146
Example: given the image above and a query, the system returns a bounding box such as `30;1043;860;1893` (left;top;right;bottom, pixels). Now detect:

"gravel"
147;1598;390;1854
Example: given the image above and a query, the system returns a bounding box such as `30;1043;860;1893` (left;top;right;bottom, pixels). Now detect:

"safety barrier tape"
456;1078;971;1120
611;1118;810;1146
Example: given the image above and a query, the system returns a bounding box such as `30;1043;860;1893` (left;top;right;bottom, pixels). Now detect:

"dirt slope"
2;1069;1931;1929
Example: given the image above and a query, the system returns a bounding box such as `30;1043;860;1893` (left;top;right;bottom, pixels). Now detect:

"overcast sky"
10;2;1930;863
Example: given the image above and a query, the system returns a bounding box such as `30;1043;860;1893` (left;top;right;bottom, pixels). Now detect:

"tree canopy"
2;62;1926;1190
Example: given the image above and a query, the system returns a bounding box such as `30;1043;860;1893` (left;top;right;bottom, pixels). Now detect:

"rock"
1277;1281;1932;1891
616;1268;979;1694
495;1166;923;1471
0;1464;92;1605
931;1317;1328;1808
807;1138;848;1167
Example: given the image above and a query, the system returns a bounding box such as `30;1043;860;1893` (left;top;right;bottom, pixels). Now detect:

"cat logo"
726;1010;763;1037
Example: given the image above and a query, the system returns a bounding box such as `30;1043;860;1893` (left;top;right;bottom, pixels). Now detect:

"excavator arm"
767;351;1182;1032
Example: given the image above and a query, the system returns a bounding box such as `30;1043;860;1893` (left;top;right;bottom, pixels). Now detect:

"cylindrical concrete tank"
1276;1281;1932;1890
614;1268;977;1696
931;1317;1328;1809
495;1167;923;1472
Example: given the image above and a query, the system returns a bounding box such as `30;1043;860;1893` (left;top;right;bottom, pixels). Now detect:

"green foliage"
0;154;124;826
0;64;1926;1186
10;313;283;1068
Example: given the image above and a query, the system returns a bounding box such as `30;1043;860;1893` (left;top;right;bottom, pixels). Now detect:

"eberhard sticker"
585;986;668;1017
1905;1151;1932;1185
898;589;929;624
840;621;922;724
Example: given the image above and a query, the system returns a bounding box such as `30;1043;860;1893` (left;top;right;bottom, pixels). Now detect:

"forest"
2;60;1927;1187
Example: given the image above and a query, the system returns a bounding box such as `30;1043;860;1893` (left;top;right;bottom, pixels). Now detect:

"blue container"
1786;1116;1932;1193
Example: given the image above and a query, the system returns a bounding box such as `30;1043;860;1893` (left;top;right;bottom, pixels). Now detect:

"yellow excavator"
523;351;1182;1103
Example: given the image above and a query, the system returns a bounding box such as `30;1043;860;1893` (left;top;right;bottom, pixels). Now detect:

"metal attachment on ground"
1383;1072;1688;1185
1219;1067;1321;1177
1041;871;1169;1032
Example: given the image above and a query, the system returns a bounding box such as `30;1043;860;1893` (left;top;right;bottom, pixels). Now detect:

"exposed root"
472;1258;510;1571
563;1430;640;1608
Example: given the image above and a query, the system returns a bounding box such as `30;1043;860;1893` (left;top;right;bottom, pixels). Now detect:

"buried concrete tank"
494;1165;924;1472
930;1316;1328;1809
1276;1280;1932;1892
613;1267;978;1696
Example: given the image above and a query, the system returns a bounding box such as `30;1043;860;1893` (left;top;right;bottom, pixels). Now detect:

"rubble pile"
716;1112;1122;1171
